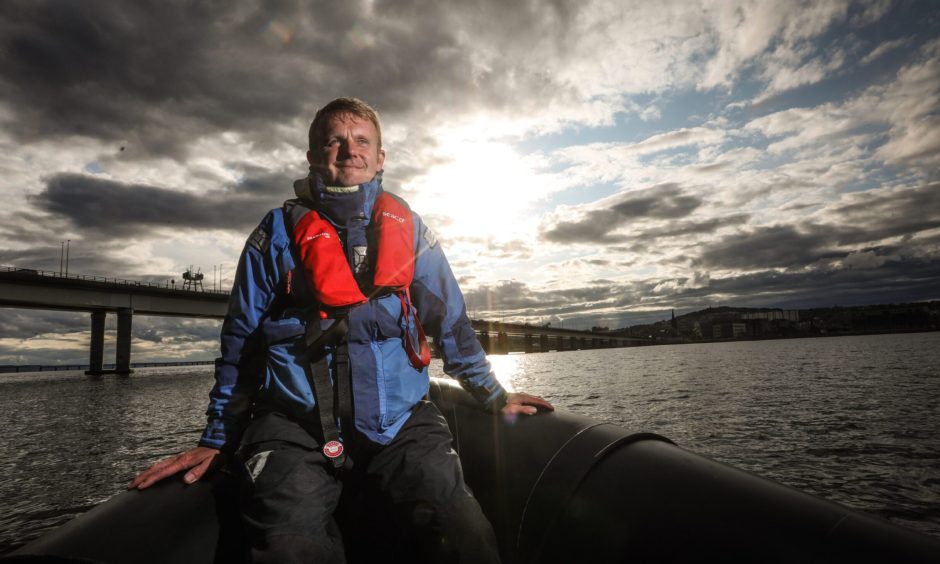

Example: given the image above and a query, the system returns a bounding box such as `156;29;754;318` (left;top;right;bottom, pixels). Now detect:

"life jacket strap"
303;314;352;469
399;289;431;369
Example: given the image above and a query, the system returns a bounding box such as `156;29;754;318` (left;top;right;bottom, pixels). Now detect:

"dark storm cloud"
0;310;88;339
0;1;281;156
233;165;298;198
541;211;626;243
695;225;835;270
696;182;940;271
463;247;940;328
0;311;221;364
0;309;219;343
541;184;703;243
827;181;940;246
33;172;290;236
0;0;580;159
0;212;78;258
609;184;700;219
0;238;150;276
694;253;940;309
637;214;751;242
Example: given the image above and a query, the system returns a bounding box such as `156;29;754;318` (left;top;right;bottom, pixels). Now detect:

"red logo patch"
323;440;344;458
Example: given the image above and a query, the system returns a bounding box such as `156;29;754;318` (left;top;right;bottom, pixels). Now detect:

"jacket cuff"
199;421;241;454
483;388;511;413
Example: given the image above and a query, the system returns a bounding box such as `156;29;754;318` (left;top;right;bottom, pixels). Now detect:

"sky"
1;0;938;365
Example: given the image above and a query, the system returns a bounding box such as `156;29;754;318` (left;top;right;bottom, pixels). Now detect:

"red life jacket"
286;192;430;369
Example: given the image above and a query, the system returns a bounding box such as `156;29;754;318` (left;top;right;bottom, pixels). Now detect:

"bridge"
0;267;648;374
469;320;646;353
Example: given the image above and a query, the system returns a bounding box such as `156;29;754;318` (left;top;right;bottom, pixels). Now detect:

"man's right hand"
127;446;222;490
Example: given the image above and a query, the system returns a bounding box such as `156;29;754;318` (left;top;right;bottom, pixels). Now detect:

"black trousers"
237;401;501;564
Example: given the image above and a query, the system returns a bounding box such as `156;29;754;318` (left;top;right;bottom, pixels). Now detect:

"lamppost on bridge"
212;264;228;292
59;240;71;276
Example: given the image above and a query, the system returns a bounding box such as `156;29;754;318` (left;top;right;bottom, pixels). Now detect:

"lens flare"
265;19;294;45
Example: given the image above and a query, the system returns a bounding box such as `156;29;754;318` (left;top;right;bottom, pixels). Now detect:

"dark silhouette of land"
607;301;940;343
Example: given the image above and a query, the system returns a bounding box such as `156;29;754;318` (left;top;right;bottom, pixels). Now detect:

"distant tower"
671;309;677;330
182;266;204;291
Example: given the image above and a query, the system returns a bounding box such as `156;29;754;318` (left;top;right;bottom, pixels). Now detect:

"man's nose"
339;137;359;159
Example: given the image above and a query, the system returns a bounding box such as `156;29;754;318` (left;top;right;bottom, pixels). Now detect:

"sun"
405;123;550;244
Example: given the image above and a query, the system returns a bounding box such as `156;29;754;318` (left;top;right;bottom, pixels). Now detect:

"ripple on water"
3;335;940;552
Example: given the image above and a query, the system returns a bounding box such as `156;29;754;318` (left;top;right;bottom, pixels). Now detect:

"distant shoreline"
0;360;214;374
643;327;940;346
4;327;940;373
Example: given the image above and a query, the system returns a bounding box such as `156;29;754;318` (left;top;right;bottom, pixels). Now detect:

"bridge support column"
479;331;491;354
496;332;509;354
116;308;134;375
540;334;549;352
86;310;106;376
524;334;534;353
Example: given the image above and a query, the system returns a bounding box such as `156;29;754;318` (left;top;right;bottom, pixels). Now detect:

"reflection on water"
2;333;939;553
484;354;524;392
0;367;213;554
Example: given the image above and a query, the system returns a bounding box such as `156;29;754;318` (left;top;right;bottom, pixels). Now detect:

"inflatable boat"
7;377;940;563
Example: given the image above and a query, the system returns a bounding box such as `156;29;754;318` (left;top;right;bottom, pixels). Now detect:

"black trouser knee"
348;401;502;564
238;415;345;564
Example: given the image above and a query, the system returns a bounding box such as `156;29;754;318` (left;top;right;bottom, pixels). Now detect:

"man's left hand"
501;392;554;415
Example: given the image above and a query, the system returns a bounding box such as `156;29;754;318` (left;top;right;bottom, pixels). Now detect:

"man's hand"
501;392;554;415
128;446;222;490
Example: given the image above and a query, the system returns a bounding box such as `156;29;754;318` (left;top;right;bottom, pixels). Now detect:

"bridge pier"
479;331;491;354
85;308;134;376
524;334;534;353
496;332;509;354
116;308;133;375
88;310;106;375
539;334;549;352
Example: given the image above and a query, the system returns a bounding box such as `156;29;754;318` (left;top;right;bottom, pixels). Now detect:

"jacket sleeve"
198;209;290;451
409;214;509;412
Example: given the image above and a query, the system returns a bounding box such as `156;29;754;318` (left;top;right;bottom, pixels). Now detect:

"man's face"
307;113;385;187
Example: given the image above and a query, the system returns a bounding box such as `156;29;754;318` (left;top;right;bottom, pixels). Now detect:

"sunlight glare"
407;124;549;242
486;353;521;392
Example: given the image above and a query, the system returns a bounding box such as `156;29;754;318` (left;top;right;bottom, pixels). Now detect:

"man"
130;97;553;563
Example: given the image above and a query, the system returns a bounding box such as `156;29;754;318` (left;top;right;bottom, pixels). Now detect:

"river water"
1;332;938;554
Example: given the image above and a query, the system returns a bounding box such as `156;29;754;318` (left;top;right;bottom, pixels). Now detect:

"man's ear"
377;148;386;170
306;150;316;168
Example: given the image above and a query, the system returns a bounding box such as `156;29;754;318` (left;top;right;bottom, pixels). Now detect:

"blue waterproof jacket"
199;176;507;451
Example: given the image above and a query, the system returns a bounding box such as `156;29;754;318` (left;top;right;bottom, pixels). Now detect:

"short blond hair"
309;97;382;150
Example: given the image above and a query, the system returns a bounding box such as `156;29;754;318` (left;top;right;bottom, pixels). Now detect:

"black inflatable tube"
432;378;940;563
8;377;940;563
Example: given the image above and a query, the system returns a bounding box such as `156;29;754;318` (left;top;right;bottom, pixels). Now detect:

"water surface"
1;333;938;554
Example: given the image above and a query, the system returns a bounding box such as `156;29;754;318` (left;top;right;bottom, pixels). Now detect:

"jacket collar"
292;171;384;227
